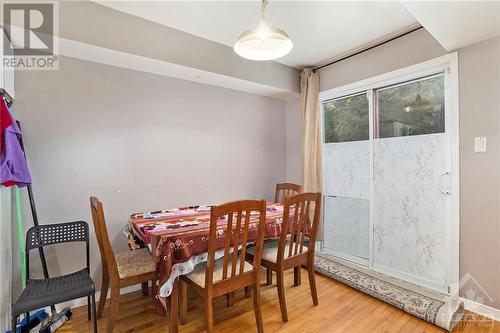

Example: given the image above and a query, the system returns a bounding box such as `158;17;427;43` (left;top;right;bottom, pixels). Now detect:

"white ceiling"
400;1;500;51
97;1;419;68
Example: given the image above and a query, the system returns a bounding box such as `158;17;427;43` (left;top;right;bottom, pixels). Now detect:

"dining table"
125;201;289;332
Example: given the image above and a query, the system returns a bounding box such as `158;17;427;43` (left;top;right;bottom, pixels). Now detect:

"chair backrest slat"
221;212;233;280
287;201;299;258
238;210;251;275
206;200;266;288
90;196;119;280
275;183;302;204
230;211;243;277
278;192;321;262
299;201;311;253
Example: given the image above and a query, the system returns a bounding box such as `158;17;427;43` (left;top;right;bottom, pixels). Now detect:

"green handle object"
15;186;26;289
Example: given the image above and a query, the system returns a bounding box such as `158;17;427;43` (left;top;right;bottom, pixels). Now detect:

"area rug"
314;253;464;331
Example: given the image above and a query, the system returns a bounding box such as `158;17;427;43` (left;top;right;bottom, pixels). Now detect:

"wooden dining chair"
275;183;302;204
179;200;267;333
246;192;321;323
90;196;156;333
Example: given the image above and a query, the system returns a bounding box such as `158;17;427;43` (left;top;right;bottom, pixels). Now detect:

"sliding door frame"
319;53;460;295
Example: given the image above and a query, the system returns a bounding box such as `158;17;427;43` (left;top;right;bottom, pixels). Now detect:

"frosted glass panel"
323;196;370;260
323;123;370;263
372;134;448;286
323;141;370;199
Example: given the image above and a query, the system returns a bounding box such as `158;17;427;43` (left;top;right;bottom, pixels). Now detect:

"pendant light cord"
261;0;268;19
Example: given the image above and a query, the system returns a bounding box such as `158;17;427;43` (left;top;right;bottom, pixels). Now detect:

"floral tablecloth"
126;202;287;314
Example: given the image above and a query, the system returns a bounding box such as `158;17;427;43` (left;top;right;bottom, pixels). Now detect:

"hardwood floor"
58;269;499;333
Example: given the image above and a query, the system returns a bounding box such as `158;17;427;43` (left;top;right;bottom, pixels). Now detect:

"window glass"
376;75;445;138
323;93;369;143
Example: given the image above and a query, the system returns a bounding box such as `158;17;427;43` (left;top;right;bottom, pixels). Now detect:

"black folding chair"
11;221;98;332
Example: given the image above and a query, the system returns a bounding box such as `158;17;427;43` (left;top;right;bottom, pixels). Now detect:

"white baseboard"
461;297;500;322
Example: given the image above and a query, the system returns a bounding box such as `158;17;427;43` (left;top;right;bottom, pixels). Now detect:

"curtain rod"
313;26;424;73
0;88;14;107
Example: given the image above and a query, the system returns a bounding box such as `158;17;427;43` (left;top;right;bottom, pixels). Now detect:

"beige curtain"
300;68;323;239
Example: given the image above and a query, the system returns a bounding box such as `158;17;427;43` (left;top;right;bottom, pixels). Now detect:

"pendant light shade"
234;0;293;61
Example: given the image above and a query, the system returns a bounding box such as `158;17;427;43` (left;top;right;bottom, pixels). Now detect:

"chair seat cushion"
184;253;254;288
13;269;95;316
247;240;308;263
115;247;155;279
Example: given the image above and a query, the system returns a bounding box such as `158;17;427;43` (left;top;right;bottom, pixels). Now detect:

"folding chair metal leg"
11;316;17;333
91;293;98;333
88;296;91;320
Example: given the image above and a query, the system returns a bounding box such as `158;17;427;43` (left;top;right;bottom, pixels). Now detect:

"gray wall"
285;97;302;183
458;36;500;310
12;56;287;293
286;30;500;309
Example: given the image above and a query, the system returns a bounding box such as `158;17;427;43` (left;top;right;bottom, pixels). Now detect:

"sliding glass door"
320;69;455;294
371;74;450;291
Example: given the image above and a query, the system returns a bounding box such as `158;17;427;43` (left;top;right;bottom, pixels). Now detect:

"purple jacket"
0;103;32;187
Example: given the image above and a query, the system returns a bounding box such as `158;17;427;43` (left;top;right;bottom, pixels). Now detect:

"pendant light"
234;0;293;61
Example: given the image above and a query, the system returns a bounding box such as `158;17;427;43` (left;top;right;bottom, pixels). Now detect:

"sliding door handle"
440;172;451;195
